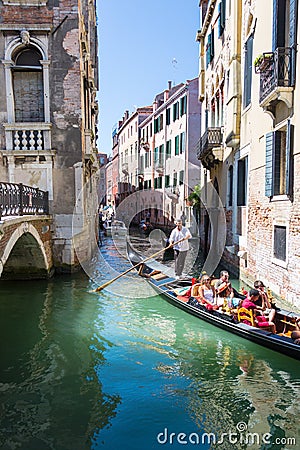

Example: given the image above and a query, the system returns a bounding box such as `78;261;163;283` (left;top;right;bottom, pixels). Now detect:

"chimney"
125;110;129;120
153;99;158;112
164;89;169;102
168;80;172;90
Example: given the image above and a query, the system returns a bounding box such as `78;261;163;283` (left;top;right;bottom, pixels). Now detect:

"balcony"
259;47;295;111
122;163;128;175
196;127;223;170
3;123;52;151
165;186;180;202
154;158;164;174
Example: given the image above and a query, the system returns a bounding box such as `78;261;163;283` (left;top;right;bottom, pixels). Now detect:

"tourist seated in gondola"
241;289;276;333
189;275;218;310
253;280;277;326
291;317;300;344
214;270;246;300
216;282;241;310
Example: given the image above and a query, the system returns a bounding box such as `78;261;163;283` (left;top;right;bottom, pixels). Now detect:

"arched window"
12;46;44;122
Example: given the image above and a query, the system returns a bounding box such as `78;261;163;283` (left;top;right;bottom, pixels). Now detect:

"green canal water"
1;238;300;450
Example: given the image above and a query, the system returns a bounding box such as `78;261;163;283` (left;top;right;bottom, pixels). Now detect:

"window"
180;96;187;116
173;102;179;121
243;34;253;109
206;29;214;67
145;151;149;168
179;170;184;185
12;47;44;122
180;132;186;154
273;225;286;261
154;177;162;189
175;135;179;155
165;175;170;187
265;121;293;197
237;157;248;206
154;147;159;163
166;140;172;159
173;172;178;186
166;108;171;125
218;0;226;37
154;115;163;133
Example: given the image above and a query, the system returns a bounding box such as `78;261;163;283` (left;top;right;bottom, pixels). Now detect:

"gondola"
126;239;300;361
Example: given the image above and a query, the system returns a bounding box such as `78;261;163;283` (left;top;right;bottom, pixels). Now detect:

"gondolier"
169;218;192;279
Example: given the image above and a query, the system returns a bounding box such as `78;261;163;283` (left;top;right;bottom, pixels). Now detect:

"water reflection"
0;262;299;450
95;290;300;449
0;276;121;450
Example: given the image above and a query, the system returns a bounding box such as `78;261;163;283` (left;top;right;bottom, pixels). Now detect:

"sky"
97;1;200;155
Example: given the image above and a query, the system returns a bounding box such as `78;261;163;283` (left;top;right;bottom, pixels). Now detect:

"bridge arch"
0;223;51;280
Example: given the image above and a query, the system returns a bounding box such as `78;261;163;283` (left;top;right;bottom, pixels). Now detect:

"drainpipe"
227;0;242;148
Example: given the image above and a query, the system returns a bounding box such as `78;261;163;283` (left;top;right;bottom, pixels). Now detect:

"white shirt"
169;226;191;251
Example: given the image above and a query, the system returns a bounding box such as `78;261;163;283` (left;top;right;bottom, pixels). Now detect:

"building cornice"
0;24;52;32
196;0;217;40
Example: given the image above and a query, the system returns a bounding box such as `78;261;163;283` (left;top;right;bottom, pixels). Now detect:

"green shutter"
265;132;274;197
166;140;171;158
206;33;211;67
285;120;294;197
175;135;179;155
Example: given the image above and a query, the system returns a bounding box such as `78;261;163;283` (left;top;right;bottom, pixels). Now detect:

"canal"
0;237;300;450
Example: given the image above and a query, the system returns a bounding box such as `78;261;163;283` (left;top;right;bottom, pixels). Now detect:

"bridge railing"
0;182;49;219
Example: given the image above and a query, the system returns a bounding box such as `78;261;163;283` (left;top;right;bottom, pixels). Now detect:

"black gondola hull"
127;240;300;361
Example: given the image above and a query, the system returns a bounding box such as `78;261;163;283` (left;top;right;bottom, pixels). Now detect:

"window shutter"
210;28;215;60
243;35;253;108
175;135;179;155
272;0;286;51
166;108;170;125
272;0;278;51
206;33;211;67
218;0;226;37
265;132;274;197
221;0;226;29
289;0;298;85
285;119;294;197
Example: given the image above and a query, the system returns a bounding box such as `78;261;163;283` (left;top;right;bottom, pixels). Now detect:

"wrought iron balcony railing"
196;127;222;159
0;182;49;219
259;47;295;104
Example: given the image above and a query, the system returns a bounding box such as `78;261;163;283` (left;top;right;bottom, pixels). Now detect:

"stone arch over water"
0;223;50;280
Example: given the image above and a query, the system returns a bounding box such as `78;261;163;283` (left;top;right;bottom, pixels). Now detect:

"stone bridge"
0;215;53;280
0;181;53;279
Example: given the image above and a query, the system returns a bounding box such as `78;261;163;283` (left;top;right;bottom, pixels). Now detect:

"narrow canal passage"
0;237;300;450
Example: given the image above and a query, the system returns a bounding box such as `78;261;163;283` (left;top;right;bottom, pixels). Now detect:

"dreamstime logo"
156;423;297;446
72;161;227;296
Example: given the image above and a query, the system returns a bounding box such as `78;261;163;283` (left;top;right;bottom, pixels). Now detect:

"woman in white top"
191;275;217;310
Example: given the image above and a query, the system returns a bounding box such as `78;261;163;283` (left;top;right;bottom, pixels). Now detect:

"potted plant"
254;52;273;73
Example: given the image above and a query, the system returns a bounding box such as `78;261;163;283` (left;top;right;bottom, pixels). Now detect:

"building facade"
0;0;99;271
197;0;300;306
138;79;201;232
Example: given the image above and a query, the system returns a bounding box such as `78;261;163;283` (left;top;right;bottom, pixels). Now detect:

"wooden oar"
93;237;186;292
